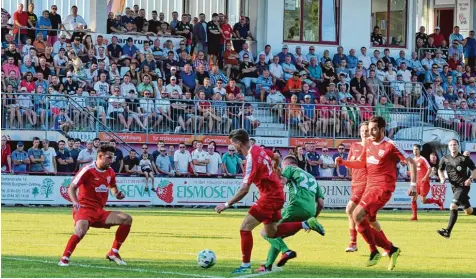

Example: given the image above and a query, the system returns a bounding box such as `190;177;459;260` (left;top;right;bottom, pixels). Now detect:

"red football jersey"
363;137;408;191
72;162;117;209
348;142;367;185
414;156;430;182
243;146;284;203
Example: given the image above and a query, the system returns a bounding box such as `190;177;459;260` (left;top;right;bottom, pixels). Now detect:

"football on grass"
197;249;216;268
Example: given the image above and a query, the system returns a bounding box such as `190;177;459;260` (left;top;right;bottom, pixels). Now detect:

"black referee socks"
446;209;458;232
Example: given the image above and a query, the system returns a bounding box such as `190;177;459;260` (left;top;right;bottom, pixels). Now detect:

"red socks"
424;198;438;205
62;234;81;258
411;200;418;218
112;224;131;251
350;229;357;244
372;229;392;251
273;222;303;238
357;219;377;253
240;230;253;263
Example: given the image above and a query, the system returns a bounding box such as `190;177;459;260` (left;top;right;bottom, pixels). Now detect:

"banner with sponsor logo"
90;33;184;50
2;175;469;209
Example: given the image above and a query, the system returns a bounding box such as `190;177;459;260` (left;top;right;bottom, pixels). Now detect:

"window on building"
283;0;340;44
371;0;408;47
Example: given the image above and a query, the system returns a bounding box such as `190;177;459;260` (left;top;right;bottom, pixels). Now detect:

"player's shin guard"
240;230;253;264
112;224;131;251
273;222;302;238
62;234;81;258
411;200;417;218
446;209;458;232
264;236;289;253
357;219;377;253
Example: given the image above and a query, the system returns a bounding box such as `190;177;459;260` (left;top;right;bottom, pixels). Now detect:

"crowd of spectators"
2;4;476;140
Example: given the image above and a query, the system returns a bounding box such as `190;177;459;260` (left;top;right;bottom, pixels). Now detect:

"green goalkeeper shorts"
280;205;316;223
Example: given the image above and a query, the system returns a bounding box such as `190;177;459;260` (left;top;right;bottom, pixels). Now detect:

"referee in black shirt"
437;139;476;238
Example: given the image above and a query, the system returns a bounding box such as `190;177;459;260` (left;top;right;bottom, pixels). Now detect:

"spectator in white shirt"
206;145;224;175
255;44;273;64
77;141;97;169
319;148;336;177
174;142;195;175
120;75;137;97
63;6;87;31
52;34;68;55
269;55;285;85
397;62;412;82
191;141;209;174
358;46;371;69
94;73;110;97
42;139;57;173
165;76;183;97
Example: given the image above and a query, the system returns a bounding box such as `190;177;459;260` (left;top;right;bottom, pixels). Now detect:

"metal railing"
434;109;476;142
1;93;431;142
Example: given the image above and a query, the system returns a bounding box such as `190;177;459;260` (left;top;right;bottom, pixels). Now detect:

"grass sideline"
2;207;476;278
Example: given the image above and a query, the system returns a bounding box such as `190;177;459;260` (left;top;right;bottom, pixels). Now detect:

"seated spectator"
256;44;273;64
425;63;442;84
33;32;47;55
223;42;240;78
336;59;351;82
350;71;368;102
239;54;259;94
209;65;228;87
54;107;74;133
11;141;29;173
308;57;323;85
269;55;285;88
370;26;384;46
156;146;174;176
225;79;241;96
267;86;285;122
382;48;397;67
255;69;273;101
358;97;374;121
282;55;297;81
332;46;347;68
213;79;227;97
2;57;20;79
436;100;455;129
284;71;303;97
346;48;358;76
174;142;194;175
287;94;309;136
124;149;142;175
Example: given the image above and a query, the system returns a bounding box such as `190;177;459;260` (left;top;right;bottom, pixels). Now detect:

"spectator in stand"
282;55;297;82
370;26;383;46
174;142;194;176
415;26;428;47
170;11;179;30
319;148;335;177
429;26;445;47
269;55;285;88
56;140;73;173
382;48;397;67
233;16;252;53
109;139;123;173
287;94;309;136
63;5;87;39
464;30;476;68
28;137;44;173
255;69;273;102
206;144;223;175
156;145;174;176
346;49;358;76
47;5;62;45
11;141;29;173
256;44;273;64
277;45;296;65
308;57;323;85
139;152;155;192
332;46;347;68
124;149;141;175
77;140;96;169
350;70;367;103
375;96;400;138
193;13;208;56
2;57;20;79
209;65;228;86
36;10;51;40
305;143;321;176
332;144;348;177
140;144;158;174
449;26;464;55
358;46;371;70
222;145;243;176
239;54;258;94
68;139;81;171
13;3;29;44
425;63;441;84
213;78;227;97
223;42;240;78
266;85;285;121
1;135;12;173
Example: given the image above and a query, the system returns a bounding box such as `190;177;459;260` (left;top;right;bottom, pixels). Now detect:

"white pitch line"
235;267;283;278
3;256;216;278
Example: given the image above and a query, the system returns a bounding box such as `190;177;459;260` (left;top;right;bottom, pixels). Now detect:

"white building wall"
262;0;416;59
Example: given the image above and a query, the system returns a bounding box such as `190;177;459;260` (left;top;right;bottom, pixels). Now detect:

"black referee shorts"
451;185;471;209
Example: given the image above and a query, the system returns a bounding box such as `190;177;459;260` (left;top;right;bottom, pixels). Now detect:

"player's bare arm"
67;182;81;211
405;157;417;196
111;186;125;200
215;183;251;213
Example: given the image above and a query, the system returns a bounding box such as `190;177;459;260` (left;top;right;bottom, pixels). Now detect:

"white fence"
2;175;473;209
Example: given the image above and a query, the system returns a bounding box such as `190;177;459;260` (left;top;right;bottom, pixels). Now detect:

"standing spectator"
1;135;12;173
156;146;174;176
36;10;51;40
109;139;123;173
140;144;158;174
63;6;87;40
370;26;383;46
319;147;335;177
465;30;476;68
206;13;221;66
170;11;179;30
206;144;223;175
448;41;463;61
56;140;73;173
11;141;29;173
193;13;208;55
415;26;428;47
152;140;165;163
13;3;29;44
429;26;445;47
449;26;464;55
175;14;193;52
76;140;96;169
28;137;44;173
333;144;348;177
123;149;141;175
232;16;252;53
174;142;194;176
191;141;209;175
305;143;321;177
48;5;62;46
69;139;82;172
221;145;243;176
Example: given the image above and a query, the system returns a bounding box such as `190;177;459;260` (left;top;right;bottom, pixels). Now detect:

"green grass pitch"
2;207;475;278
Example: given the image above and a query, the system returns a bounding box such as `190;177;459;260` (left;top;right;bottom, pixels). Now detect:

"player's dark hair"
414;144;421;150
98;144;115;154
58;140;65;144
229;129;250;144
283;155;298;165
369;116;386;129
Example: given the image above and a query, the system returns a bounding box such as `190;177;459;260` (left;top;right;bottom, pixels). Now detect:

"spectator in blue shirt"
156;146;174;176
255;69;273;101
122;37;139;59
332;144;348;177
36;10;52;39
277;45;296;64
308;57;323;84
180;64;196;92
11;142;29;173
345;49;358;76
332;46;347;68
56;139;73;173
395;50;410;67
408;51;424;75
281;55;297;81
305;144;321;176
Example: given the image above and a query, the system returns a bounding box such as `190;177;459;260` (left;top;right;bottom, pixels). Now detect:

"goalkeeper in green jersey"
256;155;325;273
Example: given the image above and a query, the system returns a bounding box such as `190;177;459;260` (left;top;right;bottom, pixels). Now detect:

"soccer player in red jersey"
336;116;417;270
215;129;324;274
58;145;132;267
410;144;444;220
